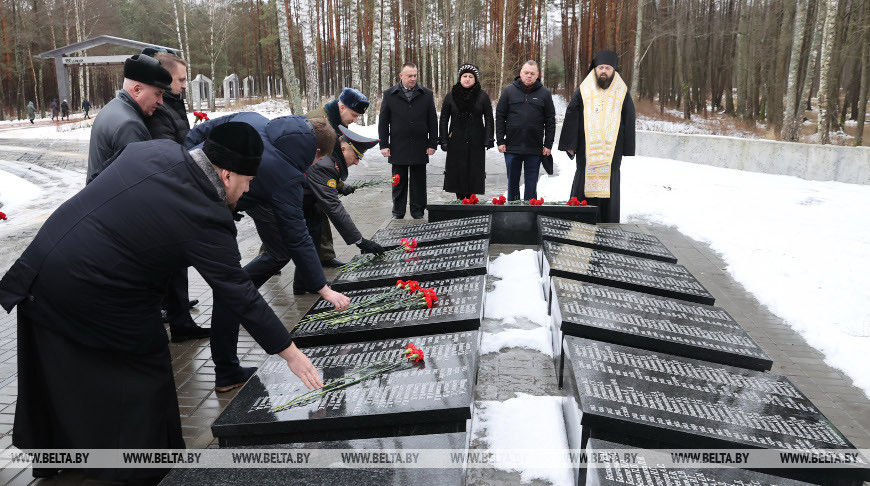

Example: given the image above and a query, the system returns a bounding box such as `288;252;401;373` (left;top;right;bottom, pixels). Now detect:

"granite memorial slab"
160;432;468;486
549;277;771;375
213;331;478;447
538;216;677;263
541;240;715;305
371;215;492;249
292;276;485;348
582;438;813;486
331;239;489;291
562;337;869;484
427;203;598;244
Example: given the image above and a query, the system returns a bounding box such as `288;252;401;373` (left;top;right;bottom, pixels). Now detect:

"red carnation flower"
0;211;6;221
581;200;588;206
392;174;400;186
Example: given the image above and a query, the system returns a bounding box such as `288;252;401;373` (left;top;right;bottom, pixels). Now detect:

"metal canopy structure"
35;35;180;105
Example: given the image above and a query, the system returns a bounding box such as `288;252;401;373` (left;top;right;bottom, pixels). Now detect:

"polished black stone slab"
213;331;478;447
538;216;677;263
371;215;492;249
292;276;485;348
160;432;467;486
332;239;489;291
563;337;869;484
584;438;813;486
542;240;715;305
550;278;771;372
427;203;598;244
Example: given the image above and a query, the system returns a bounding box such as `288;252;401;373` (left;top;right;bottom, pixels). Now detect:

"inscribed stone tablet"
159;432;467;486
564;337;861;453
538;216;677;263
585;438;814;486
551;278;771;371
213;331;478;446
542;240;715;305
292;276;485;348
332;239;489;291
371;215;492;249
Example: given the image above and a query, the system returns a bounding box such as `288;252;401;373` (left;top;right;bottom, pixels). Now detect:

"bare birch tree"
300;0;319;110
854;0;870;146
630;0;644;99
816;0;838;144
782;0;808;141
275;0;303;113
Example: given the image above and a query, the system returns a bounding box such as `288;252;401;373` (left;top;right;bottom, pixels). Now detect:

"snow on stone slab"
538;154;870;398
485;249;549;326
480;328;553;357
473;394;574;486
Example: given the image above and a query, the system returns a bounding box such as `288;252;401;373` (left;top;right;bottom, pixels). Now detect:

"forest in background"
0;0;868;144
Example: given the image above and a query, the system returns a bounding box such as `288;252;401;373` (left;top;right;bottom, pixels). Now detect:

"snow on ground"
472;394;574;486
0;119;94;140
0;168;43;210
552;94;567;120
480;328;553;357
0;160;84;240
485;249;549;326
538;154;870;397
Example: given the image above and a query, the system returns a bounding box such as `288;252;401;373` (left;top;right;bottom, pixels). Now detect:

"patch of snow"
538;155;870;397
473;395;574;486
0;123;93;140
0;167;43;210
480;328;553;357
552;94;568;120
485;249;550;326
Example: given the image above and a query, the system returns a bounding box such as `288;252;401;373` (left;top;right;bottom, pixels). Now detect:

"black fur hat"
123;54;172;91
203;122;265;176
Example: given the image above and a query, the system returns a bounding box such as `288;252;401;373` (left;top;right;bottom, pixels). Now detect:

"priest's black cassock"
0;139;294;481
558;52;636;223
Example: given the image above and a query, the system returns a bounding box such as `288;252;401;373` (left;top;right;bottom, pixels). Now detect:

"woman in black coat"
439;64;494;200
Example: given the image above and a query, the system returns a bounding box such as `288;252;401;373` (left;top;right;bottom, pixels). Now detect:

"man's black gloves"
357;238;385;255
339;184;356;196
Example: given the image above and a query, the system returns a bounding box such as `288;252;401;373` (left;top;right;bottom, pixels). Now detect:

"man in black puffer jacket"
495;60;556;201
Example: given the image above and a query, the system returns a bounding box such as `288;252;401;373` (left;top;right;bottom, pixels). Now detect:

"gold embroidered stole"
579;71;627;198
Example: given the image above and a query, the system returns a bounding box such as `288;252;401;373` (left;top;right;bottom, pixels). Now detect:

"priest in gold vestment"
559;50;636;223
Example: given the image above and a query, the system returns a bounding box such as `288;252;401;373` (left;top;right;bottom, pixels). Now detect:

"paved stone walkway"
0;133;868;485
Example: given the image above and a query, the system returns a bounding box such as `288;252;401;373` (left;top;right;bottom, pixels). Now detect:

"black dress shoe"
215;366;258;392
187;299;199;308
321;258;346;268
169;325;210;343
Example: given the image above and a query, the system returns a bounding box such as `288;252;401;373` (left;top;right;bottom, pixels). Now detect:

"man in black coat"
186;112;350;391
558;50;636;223
0;123;323;482
87;54;172;184
143;51;210;343
495;60;556;201
378;62;438;219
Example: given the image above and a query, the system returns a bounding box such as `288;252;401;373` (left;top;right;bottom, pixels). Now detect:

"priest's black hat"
338;125;379;159
203;122;264;176
123;54;172;91
589;50;619;72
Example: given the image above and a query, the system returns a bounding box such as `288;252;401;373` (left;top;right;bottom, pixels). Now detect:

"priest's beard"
597;72;614;89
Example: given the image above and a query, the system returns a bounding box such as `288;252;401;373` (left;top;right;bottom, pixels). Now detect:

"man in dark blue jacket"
186;112;350;391
495;60;556;201
0;123;323;482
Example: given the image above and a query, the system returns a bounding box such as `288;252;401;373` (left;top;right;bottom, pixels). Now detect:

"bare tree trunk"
173;0;190;106
541;0;548;84
73;0;85;108
381;0;392;91
735;0;751;119
816;0;838;144
367;0;382;125
854;0;870;145
801;0;825;115
301;0;320;110
275;0;303;113
782;0;808;141
182;0;192;103
500;0;508;87
630;0;644;99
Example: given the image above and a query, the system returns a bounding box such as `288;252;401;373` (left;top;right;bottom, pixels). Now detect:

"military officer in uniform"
296;126;384;293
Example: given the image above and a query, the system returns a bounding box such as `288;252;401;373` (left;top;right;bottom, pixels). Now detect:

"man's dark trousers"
210;207;291;383
391;164;427;218
505;153;541;201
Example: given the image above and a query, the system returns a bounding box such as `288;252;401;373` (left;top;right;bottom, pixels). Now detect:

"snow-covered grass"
537;153;870;397
0;161;84;241
472;394;574;486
